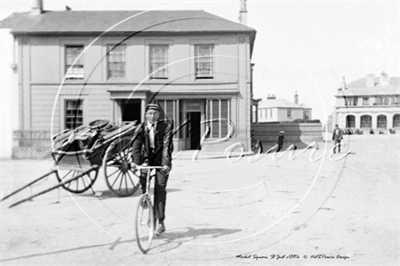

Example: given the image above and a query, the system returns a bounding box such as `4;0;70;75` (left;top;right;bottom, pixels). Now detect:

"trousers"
140;169;169;222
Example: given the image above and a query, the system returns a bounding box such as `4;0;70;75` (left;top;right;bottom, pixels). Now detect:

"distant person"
332;124;344;153
276;131;284;152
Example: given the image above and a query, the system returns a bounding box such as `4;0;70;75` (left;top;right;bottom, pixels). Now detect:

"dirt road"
1;135;398;265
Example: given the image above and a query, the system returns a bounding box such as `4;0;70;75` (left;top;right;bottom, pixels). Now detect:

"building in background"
1;0;256;157
256;91;312;123
333;72;400;131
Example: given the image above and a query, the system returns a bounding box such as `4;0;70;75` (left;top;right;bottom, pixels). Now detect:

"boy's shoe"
155;221;166;236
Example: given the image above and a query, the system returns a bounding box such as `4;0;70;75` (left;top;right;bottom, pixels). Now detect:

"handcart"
1;119;142;208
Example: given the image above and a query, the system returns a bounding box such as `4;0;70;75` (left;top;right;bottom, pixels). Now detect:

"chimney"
266;94;276;100
366;74;375;87
342;77;346;90
294;91;299;105
31;0;43;15
239;0;248;25
379;71;390;87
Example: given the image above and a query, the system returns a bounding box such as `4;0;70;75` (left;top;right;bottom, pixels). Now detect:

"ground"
0;135;399;265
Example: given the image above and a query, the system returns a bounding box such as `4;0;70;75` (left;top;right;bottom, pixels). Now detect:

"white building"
333;72;400;131
256;92;312;122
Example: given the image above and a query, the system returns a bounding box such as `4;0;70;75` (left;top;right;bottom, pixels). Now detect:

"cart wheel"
56;167;98;194
103;137;141;197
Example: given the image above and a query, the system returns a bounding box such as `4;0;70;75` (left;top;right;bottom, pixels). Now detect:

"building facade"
333;72;400;131
1;4;256;152
255;92;312;123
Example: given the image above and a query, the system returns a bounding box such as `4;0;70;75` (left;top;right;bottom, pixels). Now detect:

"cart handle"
132;165;164;170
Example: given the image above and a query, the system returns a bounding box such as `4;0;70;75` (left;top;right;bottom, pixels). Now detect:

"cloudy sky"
1;0;398;122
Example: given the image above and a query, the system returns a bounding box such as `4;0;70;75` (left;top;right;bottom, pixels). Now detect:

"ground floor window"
156;99;179;138
360;115;372;128
65;99;83;129
346;115;355;128
393;114;400;127
206;99;231;138
377;115;387;128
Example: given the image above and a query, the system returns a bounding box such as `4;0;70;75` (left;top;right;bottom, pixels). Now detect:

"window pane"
361;115;372;128
195;45;214;78
150;45;168;78
212;100;219;138
65;46;84;79
65;100;83;129
107;45;126;79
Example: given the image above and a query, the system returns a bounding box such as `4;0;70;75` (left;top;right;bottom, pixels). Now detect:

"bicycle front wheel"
135;195;154;253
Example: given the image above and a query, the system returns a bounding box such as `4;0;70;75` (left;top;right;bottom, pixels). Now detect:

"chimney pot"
31;0;43;15
239;0;248;25
342;77;346;90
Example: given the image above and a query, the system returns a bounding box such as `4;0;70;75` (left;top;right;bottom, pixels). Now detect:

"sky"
0;0;399;123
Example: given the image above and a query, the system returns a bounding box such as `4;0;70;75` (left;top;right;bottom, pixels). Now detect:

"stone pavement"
0;135;398;265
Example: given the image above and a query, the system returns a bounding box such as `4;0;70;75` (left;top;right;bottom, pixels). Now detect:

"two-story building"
333;72;399;131
256;92;312;123
1;1;256;153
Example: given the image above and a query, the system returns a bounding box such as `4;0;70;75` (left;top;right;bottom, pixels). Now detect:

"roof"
1;10;256;35
258;98;305;109
337;76;399;97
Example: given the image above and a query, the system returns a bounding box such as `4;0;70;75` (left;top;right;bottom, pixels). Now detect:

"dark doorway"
187;112;201;150
120;99;141;123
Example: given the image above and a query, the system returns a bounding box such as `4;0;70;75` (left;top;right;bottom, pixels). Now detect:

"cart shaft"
1;169;57;202
8;165;99;208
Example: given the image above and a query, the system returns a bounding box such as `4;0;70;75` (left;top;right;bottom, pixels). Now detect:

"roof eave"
10;29;256;36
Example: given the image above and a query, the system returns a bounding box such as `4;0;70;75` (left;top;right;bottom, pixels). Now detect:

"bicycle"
133;165;164;254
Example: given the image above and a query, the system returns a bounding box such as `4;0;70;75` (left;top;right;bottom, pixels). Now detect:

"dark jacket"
132;120;173;167
332;128;343;141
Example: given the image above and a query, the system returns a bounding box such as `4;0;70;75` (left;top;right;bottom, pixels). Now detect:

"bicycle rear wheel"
135;194;154;253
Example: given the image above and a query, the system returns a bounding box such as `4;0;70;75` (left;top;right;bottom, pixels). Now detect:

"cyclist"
131;103;173;236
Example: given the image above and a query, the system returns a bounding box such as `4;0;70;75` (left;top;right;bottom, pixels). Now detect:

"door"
186;112;201;150
120;99;141;123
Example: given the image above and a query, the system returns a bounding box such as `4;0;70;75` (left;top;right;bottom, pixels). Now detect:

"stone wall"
252;122;323;150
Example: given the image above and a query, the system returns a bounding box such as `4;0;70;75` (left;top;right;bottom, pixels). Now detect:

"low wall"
252;123;323;150
12;130;52;159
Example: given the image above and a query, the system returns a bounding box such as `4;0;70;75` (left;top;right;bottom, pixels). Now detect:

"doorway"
120;99;141;123
186;112;201;150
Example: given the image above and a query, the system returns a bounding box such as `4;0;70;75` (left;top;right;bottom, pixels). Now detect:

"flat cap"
145;103;159;112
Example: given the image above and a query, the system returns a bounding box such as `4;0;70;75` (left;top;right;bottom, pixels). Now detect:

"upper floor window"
375;96;383;105
65;99;83;129
287;109;292;118
107;44;126;79
384;96;390;105
353;97;358;106
150;45;168;78
195;44;214;78
65;45;84;79
363;97;369;105
303;110;310;120
393;96;400;105
344;97;349;106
